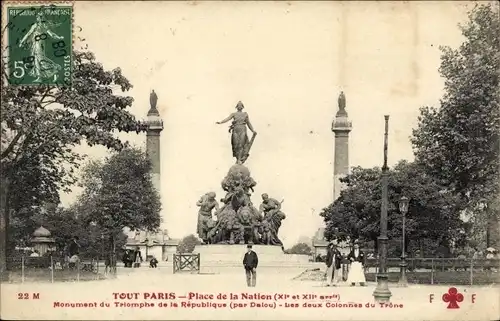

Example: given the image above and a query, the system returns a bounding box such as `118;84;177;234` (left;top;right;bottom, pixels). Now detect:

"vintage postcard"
1;0;499;320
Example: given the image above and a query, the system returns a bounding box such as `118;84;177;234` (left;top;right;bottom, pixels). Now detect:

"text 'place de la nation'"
0;1;499;320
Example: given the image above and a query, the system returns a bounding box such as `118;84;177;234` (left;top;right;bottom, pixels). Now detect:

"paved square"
1;267;498;320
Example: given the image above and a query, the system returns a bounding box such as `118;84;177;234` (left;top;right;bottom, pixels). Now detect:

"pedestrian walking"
325;241;342;286
243;244;258;287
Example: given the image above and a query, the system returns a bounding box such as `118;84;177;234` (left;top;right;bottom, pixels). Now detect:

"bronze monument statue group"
196;101;286;245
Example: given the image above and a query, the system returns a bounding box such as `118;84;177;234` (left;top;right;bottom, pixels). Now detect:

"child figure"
150;257;158;268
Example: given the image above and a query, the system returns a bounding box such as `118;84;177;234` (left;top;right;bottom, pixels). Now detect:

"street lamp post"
373;115;392;303
398;196;410;287
100;233;104;271
145;231;150;260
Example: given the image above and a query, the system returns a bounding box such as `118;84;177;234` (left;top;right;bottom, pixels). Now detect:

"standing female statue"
150;90;158;110
216;101;257;164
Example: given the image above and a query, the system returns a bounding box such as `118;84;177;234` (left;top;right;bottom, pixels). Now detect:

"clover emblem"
442;287;464;309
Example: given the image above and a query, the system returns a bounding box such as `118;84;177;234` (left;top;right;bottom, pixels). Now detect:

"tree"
320;161;466;256
285;243;312;255
29;205;127;258
1;50;146;272
177;234;201;253
77;147;161;257
411;4;500;246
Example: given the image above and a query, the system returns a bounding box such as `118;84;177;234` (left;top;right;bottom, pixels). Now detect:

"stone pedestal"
194;244;316;273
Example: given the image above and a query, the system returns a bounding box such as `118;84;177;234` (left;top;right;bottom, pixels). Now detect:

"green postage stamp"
6;4;73;86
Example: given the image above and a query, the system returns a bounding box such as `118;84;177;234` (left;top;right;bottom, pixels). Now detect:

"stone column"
331;91;352;201
145;90;164;235
145;91;163;197
124;91;164;250
146;127;162;193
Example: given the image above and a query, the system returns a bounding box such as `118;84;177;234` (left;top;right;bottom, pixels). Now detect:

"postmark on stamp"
5;3;73;86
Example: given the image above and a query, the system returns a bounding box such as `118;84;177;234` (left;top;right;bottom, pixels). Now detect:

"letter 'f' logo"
442;287;464;309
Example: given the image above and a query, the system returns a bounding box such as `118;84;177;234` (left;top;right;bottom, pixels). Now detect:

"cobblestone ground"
2;266;499;320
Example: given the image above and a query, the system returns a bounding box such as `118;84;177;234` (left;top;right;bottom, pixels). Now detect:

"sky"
60;1;477;247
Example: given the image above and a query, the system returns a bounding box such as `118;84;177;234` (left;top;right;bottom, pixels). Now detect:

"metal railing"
5;255;116;283
361;257;499;285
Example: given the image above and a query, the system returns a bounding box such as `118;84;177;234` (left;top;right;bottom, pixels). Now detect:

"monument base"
194;244;317;273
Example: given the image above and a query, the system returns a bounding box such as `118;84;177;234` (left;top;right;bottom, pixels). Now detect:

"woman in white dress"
347;241;366;286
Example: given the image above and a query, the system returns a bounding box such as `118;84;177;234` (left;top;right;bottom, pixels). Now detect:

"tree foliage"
285;242;312;255
411;4;500;247
411;4;499;207
77;147;161;241
320;162;467;255
1;50;146;270
29;205;127;257
1;51;141;204
177;234;201;253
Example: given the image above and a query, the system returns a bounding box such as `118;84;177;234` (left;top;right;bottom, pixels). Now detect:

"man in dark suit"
68;236;80;257
325;242;342;286
243;244;258;287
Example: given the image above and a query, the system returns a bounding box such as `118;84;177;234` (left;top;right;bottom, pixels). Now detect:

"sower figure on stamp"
243;244;258;287
196;192;219;244
216;101;257;165
346;240;366;286
325;241;342;287
18;12;64;83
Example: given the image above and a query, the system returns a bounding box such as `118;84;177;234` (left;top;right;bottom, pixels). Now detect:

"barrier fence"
5;255;117;283
358;257;499;285
5;255;499;285
173;253;200;274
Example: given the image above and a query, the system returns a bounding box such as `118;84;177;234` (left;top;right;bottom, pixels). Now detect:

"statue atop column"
216;101;257;165
338;91;346;110
337;91;347;117
150;90;158;110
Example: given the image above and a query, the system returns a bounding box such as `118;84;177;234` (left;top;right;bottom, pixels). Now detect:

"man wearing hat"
325;241;343;286
243;244;258;287
347;240;366;286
